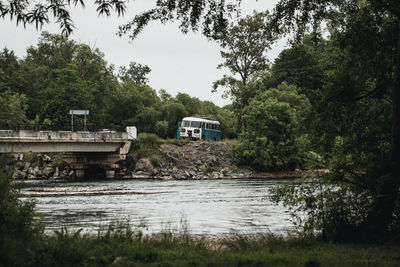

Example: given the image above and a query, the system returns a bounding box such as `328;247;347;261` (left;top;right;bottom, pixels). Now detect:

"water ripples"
20;179;294;235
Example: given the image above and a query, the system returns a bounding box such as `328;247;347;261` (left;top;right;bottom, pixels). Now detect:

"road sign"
69;110;89;131
69;110;89;115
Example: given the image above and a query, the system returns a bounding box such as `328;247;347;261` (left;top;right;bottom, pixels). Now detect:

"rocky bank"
4;141;322;180
127;142;252;179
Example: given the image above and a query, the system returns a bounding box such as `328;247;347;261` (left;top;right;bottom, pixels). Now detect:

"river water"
19;179;294;235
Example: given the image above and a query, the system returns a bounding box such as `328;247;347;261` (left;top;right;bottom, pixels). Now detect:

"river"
19;179;294;235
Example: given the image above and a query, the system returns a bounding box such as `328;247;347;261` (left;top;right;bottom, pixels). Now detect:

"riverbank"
8;229;400;266
4;139;327;180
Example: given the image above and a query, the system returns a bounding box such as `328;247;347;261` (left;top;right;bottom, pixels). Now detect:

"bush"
233;98;301;171
155;120;168;138
269;175;373;241
150;156;160;168
0;169;44;266
202;165;215;174
130;133;161;157
233;83;311;171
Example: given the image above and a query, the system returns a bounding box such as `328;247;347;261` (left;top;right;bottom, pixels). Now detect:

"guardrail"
0;130;129;141
0;124;127;132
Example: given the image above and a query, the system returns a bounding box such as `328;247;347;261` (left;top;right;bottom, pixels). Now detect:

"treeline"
0;32;236;139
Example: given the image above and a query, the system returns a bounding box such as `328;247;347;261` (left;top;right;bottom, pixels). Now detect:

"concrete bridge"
0;127;136;179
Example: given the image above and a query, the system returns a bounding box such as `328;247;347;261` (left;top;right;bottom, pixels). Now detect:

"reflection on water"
19;179;294;235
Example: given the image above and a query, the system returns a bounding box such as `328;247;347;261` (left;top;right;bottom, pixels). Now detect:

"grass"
130;134;193;158
202;165;215;174
18;229;400;266
150;156;160;168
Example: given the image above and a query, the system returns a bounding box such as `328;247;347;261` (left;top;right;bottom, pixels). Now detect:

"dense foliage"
233;83;310;171
0;32;234;138
0;169;43;266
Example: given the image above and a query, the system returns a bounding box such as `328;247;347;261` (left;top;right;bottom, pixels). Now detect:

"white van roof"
182;116;220;125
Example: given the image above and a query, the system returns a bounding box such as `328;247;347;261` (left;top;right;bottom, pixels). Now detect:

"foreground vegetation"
1;173;399;266
9;231;400;266
1;169;400;266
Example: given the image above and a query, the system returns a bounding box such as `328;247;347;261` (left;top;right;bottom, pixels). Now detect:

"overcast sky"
0;0;286;107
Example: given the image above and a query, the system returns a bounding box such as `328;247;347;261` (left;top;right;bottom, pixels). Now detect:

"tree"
234;82;311;171
175;92;201;116
0;48;27;94
17;32;118;126
0;90;29;127
162;102;187;138
0;0;242;39
268;43;323;101
212;11;275;129
119;62;151;84
269;0;400;239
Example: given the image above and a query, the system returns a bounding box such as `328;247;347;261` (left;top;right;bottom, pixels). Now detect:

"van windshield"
191;121;201;128
182;121;191;127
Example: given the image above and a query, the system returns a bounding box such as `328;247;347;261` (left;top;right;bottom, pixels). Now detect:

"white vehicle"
178;116;221;140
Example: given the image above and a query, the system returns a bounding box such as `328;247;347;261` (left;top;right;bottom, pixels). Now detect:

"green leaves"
234;83;311;171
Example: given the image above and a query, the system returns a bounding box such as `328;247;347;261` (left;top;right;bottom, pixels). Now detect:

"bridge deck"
0;130;132;153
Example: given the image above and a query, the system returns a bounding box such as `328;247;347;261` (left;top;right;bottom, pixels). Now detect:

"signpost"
69;110;89;131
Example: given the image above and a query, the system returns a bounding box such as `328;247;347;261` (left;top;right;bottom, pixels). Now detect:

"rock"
37;153;43;167
135;158;153;172
160;176;173;180
15;161;25;170
23;162;31;172
12;170;23;179
31;166;42;177
43;154;52;163
132;171;152;179
43;166;55;178
52;167;59;179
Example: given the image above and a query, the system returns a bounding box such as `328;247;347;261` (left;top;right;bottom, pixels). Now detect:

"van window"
182;121;190;127
191;121;201;128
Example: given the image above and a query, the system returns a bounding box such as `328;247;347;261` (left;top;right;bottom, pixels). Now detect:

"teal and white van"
177;116;221;141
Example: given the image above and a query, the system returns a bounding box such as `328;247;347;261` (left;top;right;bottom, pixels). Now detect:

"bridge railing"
0;129;129;141
0;123;127;132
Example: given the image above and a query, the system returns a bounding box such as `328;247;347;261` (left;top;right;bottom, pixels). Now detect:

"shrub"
0;169;44;265
155;120;168;138
150;156;160;168
130;133;161;157
269;175;373;241
202;165;215;174
233;83;311;171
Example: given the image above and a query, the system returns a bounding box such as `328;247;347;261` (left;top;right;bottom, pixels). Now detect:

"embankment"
3;141;325;180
